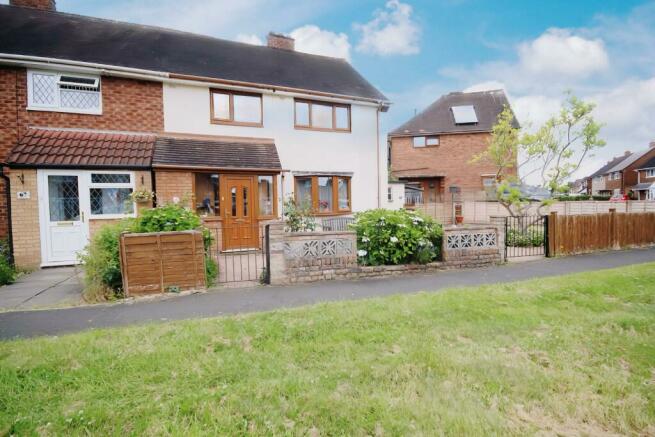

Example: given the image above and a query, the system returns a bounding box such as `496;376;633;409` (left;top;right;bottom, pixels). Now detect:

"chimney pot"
9;0;56;10
267;32;295;51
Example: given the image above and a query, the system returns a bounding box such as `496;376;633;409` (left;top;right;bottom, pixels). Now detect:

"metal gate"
505;215;548;258
209;224;270;285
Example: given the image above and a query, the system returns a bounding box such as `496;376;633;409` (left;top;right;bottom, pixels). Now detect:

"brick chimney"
267;32;295;51
9;0;56;10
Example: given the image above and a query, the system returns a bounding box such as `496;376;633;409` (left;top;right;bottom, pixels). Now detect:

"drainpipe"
0;165;14;266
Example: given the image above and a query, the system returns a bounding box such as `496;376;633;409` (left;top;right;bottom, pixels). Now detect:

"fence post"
548;211;557;257
609;208;618;249
264;224;271;284
543;215;550;257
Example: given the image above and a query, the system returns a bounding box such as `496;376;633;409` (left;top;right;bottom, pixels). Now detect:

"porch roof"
152;136;282;172
393;170;447;179
632;182;653;190
8;128;155;169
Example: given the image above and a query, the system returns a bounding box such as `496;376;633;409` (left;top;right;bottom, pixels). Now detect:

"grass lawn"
1;264;654;436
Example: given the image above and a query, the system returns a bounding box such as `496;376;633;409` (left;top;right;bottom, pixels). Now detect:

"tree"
473;93;605;216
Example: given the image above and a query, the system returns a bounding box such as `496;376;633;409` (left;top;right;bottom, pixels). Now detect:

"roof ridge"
0;4;351;63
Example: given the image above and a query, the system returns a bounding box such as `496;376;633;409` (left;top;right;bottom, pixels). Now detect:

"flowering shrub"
351;209;443;266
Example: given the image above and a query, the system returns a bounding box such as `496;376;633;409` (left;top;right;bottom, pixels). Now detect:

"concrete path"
1;247;654;340
0;267;83;311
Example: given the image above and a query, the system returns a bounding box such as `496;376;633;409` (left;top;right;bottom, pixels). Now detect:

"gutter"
0;165;14;266
0;53;392;109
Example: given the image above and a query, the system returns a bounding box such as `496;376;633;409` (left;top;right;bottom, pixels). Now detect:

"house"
587;152;632;196
633;151;655;200
569;178;588;195
388;89;518;205
0;0;389;269
602;142;655;198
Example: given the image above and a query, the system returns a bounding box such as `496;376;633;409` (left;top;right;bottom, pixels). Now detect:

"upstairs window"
413;136;439;148
646;169;655;178
294;99;351;132
210;89;263;126
27;70;102;114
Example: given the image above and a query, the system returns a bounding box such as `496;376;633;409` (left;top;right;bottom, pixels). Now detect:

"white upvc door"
38;170;90;266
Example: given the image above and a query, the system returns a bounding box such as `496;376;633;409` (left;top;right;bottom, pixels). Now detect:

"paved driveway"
1;247;654;339
0;267;83;311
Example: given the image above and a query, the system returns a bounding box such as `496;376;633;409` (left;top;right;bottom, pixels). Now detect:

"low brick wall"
268;222;504;285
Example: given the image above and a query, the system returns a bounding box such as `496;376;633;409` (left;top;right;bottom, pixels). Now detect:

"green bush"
0;238;16;285
80;204;217;301
78;220;134;301
592;195;611;201
506;228;544;247
351;209;443;266
556;195;590;201
283;198;316;232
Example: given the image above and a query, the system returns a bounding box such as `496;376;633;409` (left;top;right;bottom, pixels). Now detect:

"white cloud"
518;28;609;78
290;25;351;60
463;81;506;93
354;0;420;56
235;33;263;45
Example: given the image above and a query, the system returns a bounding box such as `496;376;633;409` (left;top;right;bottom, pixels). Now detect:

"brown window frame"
294;175;352;215
210;89;263;127
294;99;351;132
255;174;278;219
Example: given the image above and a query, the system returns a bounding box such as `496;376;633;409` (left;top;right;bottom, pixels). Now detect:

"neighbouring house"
633;151;655;200
569;178;588;195
602;142;655;198
388;89;518;207
0;0;389;269
587;152;632;196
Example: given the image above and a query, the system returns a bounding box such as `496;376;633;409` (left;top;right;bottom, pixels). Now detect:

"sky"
12;0;655;180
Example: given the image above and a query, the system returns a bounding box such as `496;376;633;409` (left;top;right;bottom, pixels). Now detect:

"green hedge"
351;209;443;266
506;228;544;247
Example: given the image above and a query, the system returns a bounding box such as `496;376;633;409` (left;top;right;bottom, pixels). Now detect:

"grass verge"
1;263;654;435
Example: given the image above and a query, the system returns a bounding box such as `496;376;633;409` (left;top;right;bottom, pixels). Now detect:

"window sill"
294;126;351;133
89;213;136;220
210;119;263;128
27;106;102;116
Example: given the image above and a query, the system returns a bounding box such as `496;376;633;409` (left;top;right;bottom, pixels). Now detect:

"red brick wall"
638;169;655;183
390;132;516;194
0;66;163;238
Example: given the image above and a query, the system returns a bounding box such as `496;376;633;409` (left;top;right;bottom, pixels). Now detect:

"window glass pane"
212;92;230;120
48;175;79;221
233;94;261;123
31;73;57;106
60;89;101;110
312;103;333;128
318;176;333;213
195;173;220;216
296;178;312;209
90;188;133;215
295;101;310;126
231;187;237;217
258;176;274;216
426;136;439;146
243;187;249;216
413;137;426;147
338;177;349;210
91;173;130;184
335;106;349;129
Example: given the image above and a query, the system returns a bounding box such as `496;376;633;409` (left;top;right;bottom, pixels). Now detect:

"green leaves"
351;209;443;266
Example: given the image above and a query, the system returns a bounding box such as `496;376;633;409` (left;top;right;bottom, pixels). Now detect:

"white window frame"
27;69;103;115
87;171;136;219
646;169;655;178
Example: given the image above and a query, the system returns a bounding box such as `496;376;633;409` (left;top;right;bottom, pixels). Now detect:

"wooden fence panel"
549;211;655;256
120;231;206;296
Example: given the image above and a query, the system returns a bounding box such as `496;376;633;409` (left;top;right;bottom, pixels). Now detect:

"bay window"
210;89;262;126
294;175;351;214
294;99;351;132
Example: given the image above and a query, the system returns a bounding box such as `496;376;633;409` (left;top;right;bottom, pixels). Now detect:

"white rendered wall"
163;82;382;214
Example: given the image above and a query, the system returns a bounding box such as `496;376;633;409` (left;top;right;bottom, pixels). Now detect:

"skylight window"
451;105;478;124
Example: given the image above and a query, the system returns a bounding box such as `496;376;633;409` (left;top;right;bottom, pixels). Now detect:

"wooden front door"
223;175;259;250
